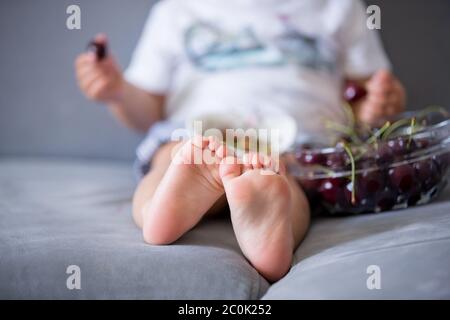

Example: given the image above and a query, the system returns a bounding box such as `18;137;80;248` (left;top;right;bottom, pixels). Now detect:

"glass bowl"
285;112;450;215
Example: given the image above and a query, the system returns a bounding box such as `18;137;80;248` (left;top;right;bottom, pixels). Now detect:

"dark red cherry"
299;143;313;150
375;143;394;166
326;151;349;169
407;185;422;206
341;180;366;208
414;138;431;150
388;164;416;193
387;137;405;153
299;179;321;207
296;151;326;166
433;153;450;175
413;159;440;192
87;40;107;60
359;197;376;213
413;160;433;181
319;178;346;206
375;188;398;211
358;170;386;194
387;136;417;155
344;82;367;104
299;178;320;191
356;156;377;170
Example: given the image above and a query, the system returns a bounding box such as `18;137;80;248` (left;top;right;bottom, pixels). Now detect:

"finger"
367;70;395;95
192;135;209;149
80;57;117;77
263;156;280;174
366;94;390;109
76;51;114;74
255;153;269;169
81;72;105;94
365;86;404;118
367;89;393;101
78;67;104;86
279;160;287;175
358;108;383;125
207;135;222;152
76;63;100;79
87;76;110;99
242;153;253;172
360;100;388;119
75;52;96;69
371;69;394;85
75;57;99;81
78;59;115;84
94;33;108;45
92;56;118;78
367;80;394;96
249;153;261;169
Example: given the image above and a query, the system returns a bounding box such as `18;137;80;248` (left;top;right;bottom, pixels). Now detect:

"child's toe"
219;157;242;182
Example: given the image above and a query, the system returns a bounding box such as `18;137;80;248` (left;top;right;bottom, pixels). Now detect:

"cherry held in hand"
87;40;107;61
344;81;367;104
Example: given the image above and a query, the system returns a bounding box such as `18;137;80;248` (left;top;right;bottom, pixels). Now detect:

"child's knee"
152;141;181;169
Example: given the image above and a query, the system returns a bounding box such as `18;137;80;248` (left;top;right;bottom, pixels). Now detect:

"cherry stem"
407;117;416;149
308;164;337;176
342;142;356;205
382;106;448;141
416;105;449;121
366;121;391;145
325;121;363;145
382;118;412;141
342;102;356;129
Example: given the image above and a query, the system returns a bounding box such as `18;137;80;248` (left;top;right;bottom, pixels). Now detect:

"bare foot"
220;153;294;282
142;136;228;244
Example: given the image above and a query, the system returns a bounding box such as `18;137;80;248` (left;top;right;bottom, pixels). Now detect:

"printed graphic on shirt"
184;15;336;72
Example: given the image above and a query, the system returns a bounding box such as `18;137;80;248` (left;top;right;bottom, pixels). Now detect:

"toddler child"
75;0;405;281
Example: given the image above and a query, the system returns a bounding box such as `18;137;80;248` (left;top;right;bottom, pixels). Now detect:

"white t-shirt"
125;0;391;146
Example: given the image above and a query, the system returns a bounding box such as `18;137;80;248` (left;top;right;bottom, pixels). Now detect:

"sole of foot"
220;153;294;282
142;136;229;245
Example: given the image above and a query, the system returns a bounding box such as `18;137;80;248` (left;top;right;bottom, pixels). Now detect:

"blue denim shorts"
134;120;185;179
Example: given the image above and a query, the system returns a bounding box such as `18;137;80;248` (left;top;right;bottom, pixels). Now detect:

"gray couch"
1;0;450;299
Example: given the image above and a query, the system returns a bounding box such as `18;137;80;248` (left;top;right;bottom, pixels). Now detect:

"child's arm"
109;80;165;133
338;1;405;126
75;36;164;133
348;69;406;126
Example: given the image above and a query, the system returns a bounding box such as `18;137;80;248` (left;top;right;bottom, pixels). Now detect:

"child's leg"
134;137;230;245
133;139;309;282
219;155;310;282
132;141;178;229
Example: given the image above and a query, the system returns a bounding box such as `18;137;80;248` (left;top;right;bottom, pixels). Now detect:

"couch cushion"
0;158;268;299
263;187;450;299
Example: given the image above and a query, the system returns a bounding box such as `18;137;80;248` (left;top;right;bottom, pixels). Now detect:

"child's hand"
75;35;124;103
353;70;406;126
